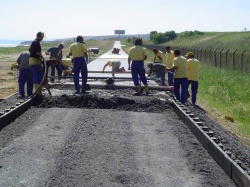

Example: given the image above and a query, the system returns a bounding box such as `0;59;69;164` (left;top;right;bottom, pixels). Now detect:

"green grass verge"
199;64;250;137
0;46;29;54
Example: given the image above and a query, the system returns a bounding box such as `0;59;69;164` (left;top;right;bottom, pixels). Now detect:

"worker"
45;43;64;83
102;60;125;76
29;32;45;95
147;62;155;78
186;52;201;105
16;51;33;98
60;60;73;76
128;38;149;95
166;49;188;104
165;46;175;87
152;48;166;86
69;35;88;94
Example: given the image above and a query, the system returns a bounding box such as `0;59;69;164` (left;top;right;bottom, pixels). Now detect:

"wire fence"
143;44;250;73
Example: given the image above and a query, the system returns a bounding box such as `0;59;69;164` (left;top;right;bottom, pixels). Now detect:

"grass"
199;64;250;137
0;46;29;54
146;31;250;52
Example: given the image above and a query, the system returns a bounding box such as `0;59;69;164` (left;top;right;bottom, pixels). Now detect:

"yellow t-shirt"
173;56;188;78
128;45;146;61
69;42;87;58
154;51;163;63
187;58;201;81
29;57;42;65
166;50;175;68
106;61;112;67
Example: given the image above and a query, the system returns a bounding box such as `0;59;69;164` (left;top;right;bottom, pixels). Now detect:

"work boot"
144;84;149;95
34;84;42;95
134;85;141;96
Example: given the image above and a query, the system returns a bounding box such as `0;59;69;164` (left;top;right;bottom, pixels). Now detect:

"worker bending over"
45;43;64;83
102;59;125;76
152;48;166;86
16;51;33;98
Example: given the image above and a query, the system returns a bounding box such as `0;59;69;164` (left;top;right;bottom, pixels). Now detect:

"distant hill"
20;34;150;45
162;31;250;52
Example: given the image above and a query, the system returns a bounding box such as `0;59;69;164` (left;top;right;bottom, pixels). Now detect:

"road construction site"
0;42;249;186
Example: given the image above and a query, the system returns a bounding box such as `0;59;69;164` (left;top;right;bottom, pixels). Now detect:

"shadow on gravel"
34;94;172;113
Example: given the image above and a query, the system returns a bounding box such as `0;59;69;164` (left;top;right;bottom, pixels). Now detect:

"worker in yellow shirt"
166;49;188;104
69;35;88;94
165;46;175;87
29;32;45;95
102;60;125;76
128;38;149;95
186;52;201;105
152;49;166;86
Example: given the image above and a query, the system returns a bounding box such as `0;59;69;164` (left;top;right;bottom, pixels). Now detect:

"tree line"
127;30;204;44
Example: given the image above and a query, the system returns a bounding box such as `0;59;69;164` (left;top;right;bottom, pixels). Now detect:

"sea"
0;40;24;47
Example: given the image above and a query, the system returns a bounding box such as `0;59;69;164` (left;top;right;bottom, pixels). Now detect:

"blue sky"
0;0;250;40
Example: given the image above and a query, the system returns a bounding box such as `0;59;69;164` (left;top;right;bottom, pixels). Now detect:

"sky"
0;0;250;40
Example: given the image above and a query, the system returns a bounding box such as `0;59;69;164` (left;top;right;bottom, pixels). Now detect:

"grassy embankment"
0;39;116;98
122;32;250;139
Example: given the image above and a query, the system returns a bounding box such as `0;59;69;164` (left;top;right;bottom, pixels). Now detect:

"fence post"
232;49;237;68
225;49;230;66
200;47;204;60
196;47;199;59
214;48;218;67
219;48;224;68
209;48;213;64
240;49;246;71
204;47;208;62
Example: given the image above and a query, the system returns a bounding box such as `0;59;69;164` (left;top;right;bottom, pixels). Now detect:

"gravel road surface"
0;90;236;187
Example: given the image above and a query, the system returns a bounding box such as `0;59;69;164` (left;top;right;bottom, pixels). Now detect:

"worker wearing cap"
102;60;124;76
152;49;166;86
16;51;33;98
186;52;201;105
69;35;88;94
45;43;64;83
165;46;175;87
128;38;149;95
29;32;45;95
166;49;188;104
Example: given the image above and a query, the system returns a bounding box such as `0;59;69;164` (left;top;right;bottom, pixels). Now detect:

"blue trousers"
174;78;188;104
18;68;33;96
131;61;147;86
50;63;62;82
153;63;166;85
187;80;198;104
73;57;88;91
30;64;43;85
168;69;175;86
